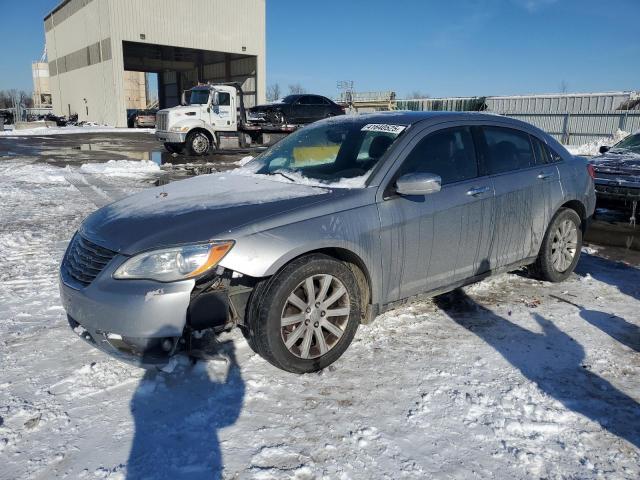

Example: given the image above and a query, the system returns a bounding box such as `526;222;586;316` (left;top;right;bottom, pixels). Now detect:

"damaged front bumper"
60;256;253;368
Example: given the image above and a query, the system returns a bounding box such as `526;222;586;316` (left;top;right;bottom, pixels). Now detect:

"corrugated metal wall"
508;112;640;145
397;92;640;145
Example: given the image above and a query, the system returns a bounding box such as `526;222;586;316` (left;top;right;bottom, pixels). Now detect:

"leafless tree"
288;83;307;95
266;83;282;101
0;90;12;109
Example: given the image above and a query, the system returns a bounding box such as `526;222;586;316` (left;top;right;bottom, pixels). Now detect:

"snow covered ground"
0;155;639;479
0;126;155;137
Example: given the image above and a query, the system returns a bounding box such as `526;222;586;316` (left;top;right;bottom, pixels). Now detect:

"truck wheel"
246;254;361;373
186;131;211;156
249;132;264;145
164;143;184;154
529;208;582;282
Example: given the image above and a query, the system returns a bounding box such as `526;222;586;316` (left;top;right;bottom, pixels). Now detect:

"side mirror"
599;145;610;154
212;92;219;106
396;172;441;196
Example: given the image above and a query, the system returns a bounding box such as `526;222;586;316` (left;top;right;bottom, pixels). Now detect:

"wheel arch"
265;247;373;310
558;199;587;231
188;127;216;146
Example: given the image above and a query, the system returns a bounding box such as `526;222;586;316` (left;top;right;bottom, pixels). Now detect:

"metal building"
45;0;266;127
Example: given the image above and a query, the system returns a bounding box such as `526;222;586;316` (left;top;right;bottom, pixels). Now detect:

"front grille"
156;112;168;131
595;184;640;200
62;235;117;287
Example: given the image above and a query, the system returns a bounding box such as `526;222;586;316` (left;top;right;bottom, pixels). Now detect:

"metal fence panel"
502;112;640;145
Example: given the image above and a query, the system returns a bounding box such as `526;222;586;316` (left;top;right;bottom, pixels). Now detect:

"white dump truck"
155;83;295;155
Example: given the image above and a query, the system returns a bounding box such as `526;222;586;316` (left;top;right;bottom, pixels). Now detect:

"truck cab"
155;84;240;155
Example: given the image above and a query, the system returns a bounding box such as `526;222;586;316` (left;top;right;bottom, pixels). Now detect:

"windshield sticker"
361;124;406;134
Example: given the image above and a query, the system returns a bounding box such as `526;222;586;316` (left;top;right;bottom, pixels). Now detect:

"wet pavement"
1;131;638;266
0;131;269;181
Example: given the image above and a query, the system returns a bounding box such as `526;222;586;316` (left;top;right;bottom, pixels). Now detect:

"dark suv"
248;94;345;125
592;131;640;211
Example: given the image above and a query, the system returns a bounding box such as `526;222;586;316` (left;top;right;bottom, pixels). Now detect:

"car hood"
592;151;640;175
79;172;363;255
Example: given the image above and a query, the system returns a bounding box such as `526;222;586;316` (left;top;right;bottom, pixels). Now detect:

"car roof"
329;110;551;132
339;110;507;126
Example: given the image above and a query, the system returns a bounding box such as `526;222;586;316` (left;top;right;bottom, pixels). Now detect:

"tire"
245;254;361;373
530;208;582;282
164;142;184;154
186;131;211;156
269;110;286;125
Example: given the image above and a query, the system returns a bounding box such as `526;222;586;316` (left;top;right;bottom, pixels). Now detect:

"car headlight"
170;125;190;132
113;241;234;282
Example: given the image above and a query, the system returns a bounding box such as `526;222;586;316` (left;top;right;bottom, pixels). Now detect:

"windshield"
251;119;406;185
187;89;211;105
613;133;640;153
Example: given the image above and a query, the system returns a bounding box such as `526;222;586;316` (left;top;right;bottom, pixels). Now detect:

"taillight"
587;164;595;179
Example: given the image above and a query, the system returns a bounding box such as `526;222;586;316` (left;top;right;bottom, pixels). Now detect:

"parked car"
128;109;157;128
59;112;595;373
247;94;345;125
591;131;640;212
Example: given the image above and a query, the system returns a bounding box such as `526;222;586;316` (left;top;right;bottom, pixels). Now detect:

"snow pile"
0;126;155;137
565;129;630;156
80;160;161;176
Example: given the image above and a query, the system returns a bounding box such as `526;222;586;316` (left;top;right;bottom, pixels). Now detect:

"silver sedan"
59;112;596;373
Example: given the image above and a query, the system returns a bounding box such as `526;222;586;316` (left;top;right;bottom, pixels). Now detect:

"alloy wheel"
280;274;350;359
551;219;578;272
192;133;209;154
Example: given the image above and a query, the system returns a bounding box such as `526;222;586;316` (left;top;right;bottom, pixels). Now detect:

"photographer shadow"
126;340;244;480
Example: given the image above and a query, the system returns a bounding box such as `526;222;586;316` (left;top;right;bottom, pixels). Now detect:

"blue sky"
1;0;638;98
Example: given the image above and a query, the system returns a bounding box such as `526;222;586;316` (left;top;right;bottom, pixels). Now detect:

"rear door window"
398;127;478;185
531;136;551;165
482;127;535;174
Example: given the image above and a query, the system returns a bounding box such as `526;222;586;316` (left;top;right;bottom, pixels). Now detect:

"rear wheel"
530;208;582;282
245;254;361;373
186;131;211;156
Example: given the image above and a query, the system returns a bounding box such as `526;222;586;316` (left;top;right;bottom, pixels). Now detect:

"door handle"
466;186;491;196
537;172;554;180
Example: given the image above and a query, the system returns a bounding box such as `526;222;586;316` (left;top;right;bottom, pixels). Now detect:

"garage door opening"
122;41;258;118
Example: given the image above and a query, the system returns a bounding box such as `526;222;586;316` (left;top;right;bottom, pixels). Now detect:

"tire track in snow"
63;169;129;208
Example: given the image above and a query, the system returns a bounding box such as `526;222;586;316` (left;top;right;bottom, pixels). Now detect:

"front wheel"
530;208;582;282
245;254;361;373
186;131;211;156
